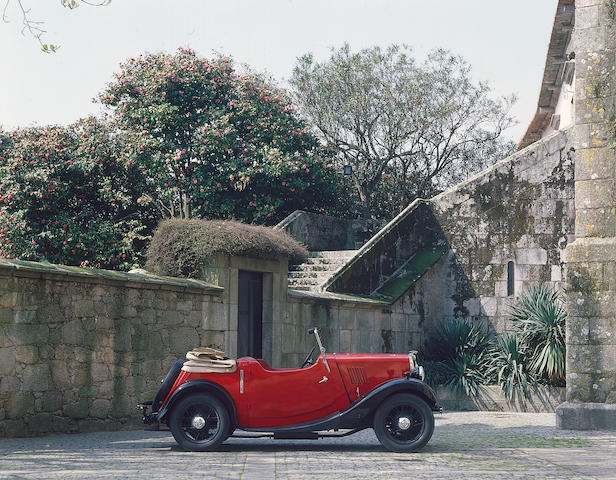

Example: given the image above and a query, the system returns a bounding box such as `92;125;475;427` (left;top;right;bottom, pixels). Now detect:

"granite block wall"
413;130;575;335
0;260;224;437
557;0;616;428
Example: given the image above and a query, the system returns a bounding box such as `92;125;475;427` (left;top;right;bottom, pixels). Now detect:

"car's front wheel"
373;393;434;453
168;394;230;451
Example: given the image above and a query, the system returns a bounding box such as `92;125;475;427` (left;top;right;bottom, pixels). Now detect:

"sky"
1;0;558;143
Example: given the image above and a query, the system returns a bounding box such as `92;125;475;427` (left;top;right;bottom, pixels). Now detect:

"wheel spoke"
384;404;424;442
179;403;220;441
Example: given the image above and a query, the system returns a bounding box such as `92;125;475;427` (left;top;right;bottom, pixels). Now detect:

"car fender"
332;378;439;430
157;380;238;427
356;378;439;413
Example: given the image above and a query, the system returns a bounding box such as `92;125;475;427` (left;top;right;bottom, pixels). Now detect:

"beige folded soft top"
182;347;237;373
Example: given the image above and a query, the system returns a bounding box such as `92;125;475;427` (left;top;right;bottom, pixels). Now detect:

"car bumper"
136;401;158;424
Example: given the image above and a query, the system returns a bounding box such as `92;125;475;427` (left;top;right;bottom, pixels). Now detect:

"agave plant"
509;285;566;385
422;317;494;397
490;334;537;402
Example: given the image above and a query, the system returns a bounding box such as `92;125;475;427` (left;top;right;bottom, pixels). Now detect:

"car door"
242;355;350;428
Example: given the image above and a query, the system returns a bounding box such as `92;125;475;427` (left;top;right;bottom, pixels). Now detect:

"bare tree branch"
2;0;111;52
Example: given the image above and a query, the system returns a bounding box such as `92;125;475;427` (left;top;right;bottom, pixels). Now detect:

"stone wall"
557;0;616;430
278;290;424;367
324;201;447;297
412;130;575;334
276;210;384;251
0;260;224;437
436;385;566;413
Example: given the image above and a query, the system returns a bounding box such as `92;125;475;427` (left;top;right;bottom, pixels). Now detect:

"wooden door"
237;270;263;358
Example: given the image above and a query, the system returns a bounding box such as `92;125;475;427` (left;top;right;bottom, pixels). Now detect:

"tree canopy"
99;48;340;224
0;117;155;269
291;44;516;218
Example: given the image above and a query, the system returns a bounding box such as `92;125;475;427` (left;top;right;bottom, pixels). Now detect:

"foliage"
0;118;156;270
99;48;341;224
145;218;308;278
291;44;516;218
490;334;537;402
509;285;567;385
422;318;494;397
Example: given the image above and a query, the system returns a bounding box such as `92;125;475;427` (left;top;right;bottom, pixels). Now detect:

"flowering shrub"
99;48;340;224
0;118;157;269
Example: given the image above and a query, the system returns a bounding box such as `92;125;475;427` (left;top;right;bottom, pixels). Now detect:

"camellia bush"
0;118;157;270
99;47;341;224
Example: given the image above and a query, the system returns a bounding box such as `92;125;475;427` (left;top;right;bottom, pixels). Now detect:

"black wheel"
168;394;230;451
373;393;434;453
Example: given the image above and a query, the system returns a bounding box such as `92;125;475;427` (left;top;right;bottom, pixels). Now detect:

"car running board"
231;428;365;440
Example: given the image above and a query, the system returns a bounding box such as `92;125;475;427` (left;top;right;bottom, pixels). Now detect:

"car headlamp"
410;366;425;381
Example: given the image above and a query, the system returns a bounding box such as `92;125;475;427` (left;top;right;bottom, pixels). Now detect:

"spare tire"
152;359;184;412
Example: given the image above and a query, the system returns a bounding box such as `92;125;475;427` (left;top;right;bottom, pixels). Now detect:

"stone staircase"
288;250;357;291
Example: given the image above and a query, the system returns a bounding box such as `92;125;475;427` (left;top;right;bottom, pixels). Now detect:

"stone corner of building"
556;401;616;430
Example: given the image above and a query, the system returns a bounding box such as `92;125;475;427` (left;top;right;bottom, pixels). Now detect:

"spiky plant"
490;334;537;402
509;285;566;385
422;317;494;397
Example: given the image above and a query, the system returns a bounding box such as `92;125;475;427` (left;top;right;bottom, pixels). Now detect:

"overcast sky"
1;0;557;142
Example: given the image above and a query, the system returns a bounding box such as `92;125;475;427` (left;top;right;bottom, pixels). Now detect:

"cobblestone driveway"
1;412;615;479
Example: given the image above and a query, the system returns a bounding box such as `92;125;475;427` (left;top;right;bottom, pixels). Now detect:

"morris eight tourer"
137;328;440;452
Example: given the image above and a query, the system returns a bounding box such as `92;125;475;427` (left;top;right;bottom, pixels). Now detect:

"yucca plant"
422;318;494;397
509;285;566;385
490;334;537;402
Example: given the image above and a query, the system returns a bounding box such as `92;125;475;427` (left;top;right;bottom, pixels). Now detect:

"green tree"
99;48;340;224
0;117;156;269
291;44;516;218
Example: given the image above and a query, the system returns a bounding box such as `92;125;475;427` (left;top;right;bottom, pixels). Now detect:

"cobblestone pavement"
1;412;615;479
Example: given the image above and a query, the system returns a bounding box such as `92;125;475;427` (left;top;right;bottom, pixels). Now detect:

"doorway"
237;270;263;358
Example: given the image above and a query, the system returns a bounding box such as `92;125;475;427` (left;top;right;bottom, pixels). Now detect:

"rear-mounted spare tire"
152;359;184;412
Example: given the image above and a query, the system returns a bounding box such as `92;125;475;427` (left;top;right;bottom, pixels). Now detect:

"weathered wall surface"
0;260;224;437
415;130;575;334
276;210;384;251
200;253;289;365
325;202;447;296
278;290;425;367
557;0;616;430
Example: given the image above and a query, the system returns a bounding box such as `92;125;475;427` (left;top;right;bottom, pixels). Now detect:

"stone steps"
288;250;356;291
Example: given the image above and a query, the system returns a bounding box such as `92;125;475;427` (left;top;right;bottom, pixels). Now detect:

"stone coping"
0;258;224;295
287;288;389;306
319;198;429;293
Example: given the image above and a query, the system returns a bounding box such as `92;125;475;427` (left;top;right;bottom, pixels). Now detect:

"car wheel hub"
397;416;411;430
191;416;206;429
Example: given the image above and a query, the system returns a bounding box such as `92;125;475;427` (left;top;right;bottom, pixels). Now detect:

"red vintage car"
137;328;440;453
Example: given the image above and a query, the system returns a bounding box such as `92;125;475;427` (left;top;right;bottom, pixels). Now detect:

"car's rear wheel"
373;393;434;453
169;394;230;451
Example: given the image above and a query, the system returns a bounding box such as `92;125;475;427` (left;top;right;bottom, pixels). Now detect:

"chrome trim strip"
240;369;244;394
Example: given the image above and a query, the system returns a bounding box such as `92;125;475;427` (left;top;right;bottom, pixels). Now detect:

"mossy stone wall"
415;130;574;335
0;260;224;437
562;0;616;406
